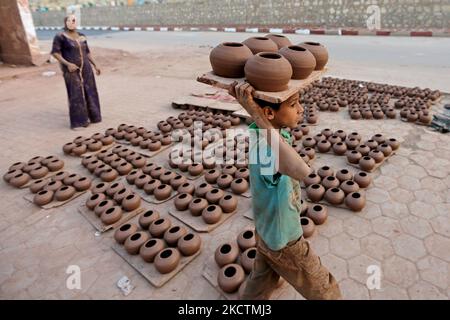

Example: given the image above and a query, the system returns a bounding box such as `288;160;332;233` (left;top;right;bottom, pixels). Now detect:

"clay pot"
122;194;141;212
177;233;202;256
29;166;49;179
69;176;90;192
215;243;239;267
377;144;393;157
300;217;315;238
101;135;114;145
340;180;360;195
356;145;370;156
279;45;316;79
41;155;58;166
43;180;63;193
88;141;103;152
103;153;119;164
202;205;222;224
205;188;225;204
174;193;193;211
177;182;195;195
131;156;146;168
306;184;325;202
235;168;249;180
244;52;292;92
419;112;432;124
350;110;362;120
188;163;203;177
242;36;278;54
317;140;331;153
322;176;340;190
369;150;385;163
195;182;213;198
359;156;376;171
317;166;334;179
149;218;172;238
324;187;345;205
8;162;26;172
345;137;360;150
347;150;362;164
332;142;347;156
137;210;159;230
230;178;249;194
116;162;132;176
124;231;150;255
189;198;209;217
236;230;256;252
386;138;400;151
345;192;366;212
113;188;132;204
219;194;238;213
159;171;176;185
328;135;342;145
91;182;109;194
218;264;246;293
304;173;321;187
139;238;166;262
334;130;347;140
210;42;253;78
164;226;188;247
306;204;328;225
33;190;54;206
365;140;379;150
63;142;76;154
371;134;386;145
72;144;87;156
205;169;221;184
29;179;47;193
54;186;76;201
217;174;233;189
94;164;109;176
148;140;162;151
336;169;353;182
3;170;22;184
169;175;187;190
299;42;328;70
100;206;123;225
153;184;173;201
100;169;119;182
265;33;292;49
354;172;372;188
126;169;142;185
222;165;237;176
154;248;181;274
23;162;41;173
240;247;257;274
86;193;106;210
134;174;151;189
150;166;166;179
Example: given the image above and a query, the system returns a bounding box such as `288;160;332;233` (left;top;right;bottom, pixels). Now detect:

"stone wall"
31;0;450;30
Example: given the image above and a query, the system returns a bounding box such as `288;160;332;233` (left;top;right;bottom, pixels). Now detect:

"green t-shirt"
248;123;303;251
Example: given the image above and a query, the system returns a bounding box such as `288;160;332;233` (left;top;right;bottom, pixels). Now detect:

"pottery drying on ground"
321;176;340;190
91;181;109;195
219;194;238;213
177;233;202;256
100;206;123;225
324;187;345;205
345;191;366;211
149;218;172;238
114;223;138;244
202;205;222;224
154;248;181;274
215;243;239;267
240;248;257;274
139;238;166;263
138;209;160;229
210;42;253;78
33;190;54;206
306;204;328;225
218;264;246;293
54;186;76;201
237;229;256;251
124;231;150;255
153;184;173;201
306;184;325;202
164;225;188;247
231;178;249;194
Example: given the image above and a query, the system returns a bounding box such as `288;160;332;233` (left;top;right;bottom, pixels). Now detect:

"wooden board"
77;204;144;233
111;242;201;288
24;189;88;209
197;69;327;104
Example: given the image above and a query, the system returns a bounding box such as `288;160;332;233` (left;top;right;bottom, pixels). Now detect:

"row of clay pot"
4;155;64;188
114;213;201;274
107;125;172;151
177;110;241;131
304;167;372;189
204;166;250;195
82;153;126;183
32;172;92;206
63;133;114;156
400;108;432;125
348;106;397;120
299;202;328;237
126;169;176;201
305;182;366;211
215;229;257;293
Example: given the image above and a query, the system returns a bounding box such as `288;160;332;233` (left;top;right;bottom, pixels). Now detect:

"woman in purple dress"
51;14;102;130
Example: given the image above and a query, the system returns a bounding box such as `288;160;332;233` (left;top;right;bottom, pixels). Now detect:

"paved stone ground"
0;37;449;299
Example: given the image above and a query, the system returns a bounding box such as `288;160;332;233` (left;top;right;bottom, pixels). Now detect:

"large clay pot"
322;176;340;190
354;172;372;188
324;187;345;205
279;45;316;79
359;156;376;172
177;233;202;256
317;166;333;179
244;52;293;92
54;186;76;201
345;191;366;211
100;206;123;225
210;42;253;78
114;223;138;244
240;247;257;274
218;264;246;293
124;231;150;255
154;248;181;274
149;218;172;238
153;184;173;201
300;217;315;238
306;204;328;225
237;229;256;251
140;238;166;262
219;194;238;213
336;169;353;183
299;42;328;70
266;34;292;49
34;190;54;206
306;184;325;202
206;188;225;204
215;243;239;267
242;36;278;54
202;205;222;224
138;209;160;229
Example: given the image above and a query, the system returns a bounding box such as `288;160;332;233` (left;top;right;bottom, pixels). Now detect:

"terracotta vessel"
322;176;340;190
354;172;372;188
217;174;233;189
164;225;188;247
100;206;123;225
149;218;172;238
369;150;385;163
170;175;187;190
244;52;292;92
372;134;386;144
306;184;325;202
336;169;352;182
303;173;321;187
206;188;225;204
240;247;257;274
202;205;222;224
189;198;209;216
222;165;237;176
154;248;181;274
386;138;400;151
150;166;166;179
359;156;376;171
242;36;278;54
153;184;173;201
266;33;292;49
195;182;213;198
300;217;315;238
72;144;87;156
365;140;379;150
29;179;47;194
140;239;166;262
279;45;316;79
138;209;160;229
174;193;193;211
324;187;345;205
177;233;202;256
317;140;331;153
73;177;92;191
134;174;151;189
54;186;76;201
63;142;76;154
188;163;203;177
33;190;54;206
210;42;253;78
124;231;150;255
356;145;370;156
43;180;63;192
345;191;366;211
177;182;195;195
215;243;239;267
299;42;328;70
340;180;359;195
345;138;360;150
218;264;246;293
29;166;49;179
317;166;333;179
100;169;119;182
160;171;176;185
332;142;347;155
113;188;132;204
306;204;328;225
237;229;257;251
219;194;238;213
114;223;138;244
91;182;109;194
122;194;141;211
126;169;143;184
347;150;362;164
143;179;161;195
205;169;221;184
377;144;393;157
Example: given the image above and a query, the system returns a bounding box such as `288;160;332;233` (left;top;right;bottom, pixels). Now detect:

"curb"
35;26;449;37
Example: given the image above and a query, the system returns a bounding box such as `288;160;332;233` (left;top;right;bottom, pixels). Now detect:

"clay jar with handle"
139;238;166;262
218;264;246;293
124;231;150;255
345;191;366;212
114;223;138;244
215;242;239;267
306;204;328;225
177;233;202;256
279;45;316;79
244;52;293;92
154;248;181;274
240;247;257;274
164;226;188;247
149;218;172;238
138;209;160;229
209;42;253;78
242;36;278;54
237;229;256;251
299;42;328;70
300;217;315;238
265;33;292;49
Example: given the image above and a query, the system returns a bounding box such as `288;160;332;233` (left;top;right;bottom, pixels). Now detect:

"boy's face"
263;93;304;129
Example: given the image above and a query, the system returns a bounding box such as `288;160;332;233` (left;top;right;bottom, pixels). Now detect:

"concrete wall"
31;0;450;30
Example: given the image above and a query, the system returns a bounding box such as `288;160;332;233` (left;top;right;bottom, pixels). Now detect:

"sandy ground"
0;32;449;300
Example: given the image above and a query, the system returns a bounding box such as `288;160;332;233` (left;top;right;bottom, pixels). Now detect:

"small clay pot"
126;169;143;185
189;198;209;217
317;140;331;153
154;248;181;274
138;210;160;230
386;138;400;151
332;142;347;156
140;238;166;262
317;166;333;179
194;182;212;198
177;182;195;195
94;164;109;176
153;184;173;201
345;192;366;211
101;135;114;145
242;36;278;54
219;194;238;213
164;226;188;247
149;218;172;238
113;188;132;204
217;174;233;189
100;169;119;182
235;168;249;180
377;144;393;157
240;247;257;274
134;174;152;189
221;165;237;176
334;130;347;140
158;171;175;185
177;233;202;256
150;166;166;179
304;173;321;187
321;176;340;190
205;188;224;204
43;180;63;193
91;181;109;194
299;42;328;70
88;141;103;152
72;144;87;156
23;162;41;173
340;180;360;195
215;243;239;267
369;150;385;163
131;156;146;169
306;183;325;202
354;172;372;188
33;190;54;206
356;145;371;156
230;178;249;195
302;137;316;148
169;175;187;191
205;169;221;184
40;155;58;166
306;204;328;225
122;194;141;212
359;156;376;171
52;171;68;182
8;162;26;172
347;150;362;164
328;135;342;145
300;217;315;238
345;138;360;150
86;193;106;210
174;193;193;211
29;179;47;193
63;142;76;154
73;177;92;191
365;140;379;150
202;205;222;224
124;231;150;255
29;166;49;179
116;162;133;176
324;187;345;205
336;169;353;183
82;155;97;166
28;156;45;164
372;134;386;144
54;186;76;201
100;206;123;225
218;264;246;293
187;163;203;177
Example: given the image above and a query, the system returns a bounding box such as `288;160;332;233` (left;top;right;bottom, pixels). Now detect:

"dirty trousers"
241;235;342;300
